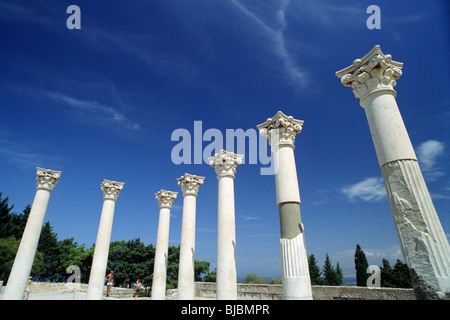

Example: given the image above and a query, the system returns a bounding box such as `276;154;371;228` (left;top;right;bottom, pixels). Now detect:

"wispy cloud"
341;177;386;202
84;28;198;80
0;0;54;26
46;92;141;131
229;0;309;88
417;140;445;181
240;215;260;221
0;130;65;169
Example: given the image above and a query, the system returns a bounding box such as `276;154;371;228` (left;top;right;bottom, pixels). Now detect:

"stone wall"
194;282;415;300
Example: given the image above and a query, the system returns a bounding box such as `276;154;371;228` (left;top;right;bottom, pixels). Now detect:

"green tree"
322;253;338;285
380;258;395;287
392;259;412;288
107;239;155;288
380;259;411;288
203;269;216;282
319;255;344;286
335;262;344;285
195;260;212;282
242;273;266;284
0;237;20;282
166;245;180;289
0;236;44;284
267;277;282;284
308;254;323;285
0;193;15;238
354;244;369;287
37;221;60;281
57;238;91;283
8;205;30;239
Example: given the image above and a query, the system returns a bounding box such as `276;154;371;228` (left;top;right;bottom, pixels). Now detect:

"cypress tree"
335;262;344;285
308;254;323;285
0;193;14;238
322;253;337;285
354;244;369;286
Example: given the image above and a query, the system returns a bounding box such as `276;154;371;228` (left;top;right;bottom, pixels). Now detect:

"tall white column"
86;179;124;300
258;111;313;300
2;167;61;300
177;173;205;300
336;45;450;299
152;189;178;300
208;149;243;300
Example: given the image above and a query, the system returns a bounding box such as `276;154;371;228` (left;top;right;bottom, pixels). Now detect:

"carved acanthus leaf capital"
177;173;205;196
36;167;61;191
208;149;243;179
101;179;124;201
155;189;178;209
257;111;303;149
336;45;403;105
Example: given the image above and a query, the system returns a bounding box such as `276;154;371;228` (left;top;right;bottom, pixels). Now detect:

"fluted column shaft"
209;150;243;300
177;174;205;300
3;168;61;300
336;45;450;299
86;180;124;300
258;112;312;300
152;190;178;300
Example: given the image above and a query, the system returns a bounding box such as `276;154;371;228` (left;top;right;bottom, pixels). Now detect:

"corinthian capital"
257;111;303;149
336;45;403;105
101;179;124;201
177;173;205;197
155;189;178;209
208;149;243;179
36;167;61;191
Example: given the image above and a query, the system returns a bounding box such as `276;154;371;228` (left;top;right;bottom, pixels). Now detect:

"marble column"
177;173;205;300
208;149;243;300
152;189;178;300
86;179;124;300
336;45;450;299
2;167;61;300
258;111;313;300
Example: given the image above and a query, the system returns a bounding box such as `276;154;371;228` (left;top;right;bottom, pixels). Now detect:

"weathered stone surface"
194;282;415;300
382;160;450;299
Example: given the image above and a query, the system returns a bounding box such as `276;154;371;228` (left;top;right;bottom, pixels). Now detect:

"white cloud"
229;0;309;88
341;177;386;202
240;215;260;221
417;140;445;181
0;131;65;169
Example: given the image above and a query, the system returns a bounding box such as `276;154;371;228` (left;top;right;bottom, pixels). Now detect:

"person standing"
23;277;33;300
105;271;113;297
134;279;142;299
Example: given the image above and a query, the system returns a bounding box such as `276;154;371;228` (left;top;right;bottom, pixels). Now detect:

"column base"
86;283;105;300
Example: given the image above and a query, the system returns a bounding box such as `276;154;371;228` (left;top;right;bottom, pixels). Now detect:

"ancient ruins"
2;46;449;300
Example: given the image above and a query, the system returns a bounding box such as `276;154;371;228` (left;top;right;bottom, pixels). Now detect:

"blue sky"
1;0;449;281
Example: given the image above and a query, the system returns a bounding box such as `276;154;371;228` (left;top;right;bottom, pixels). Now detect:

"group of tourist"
105;270;143;298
